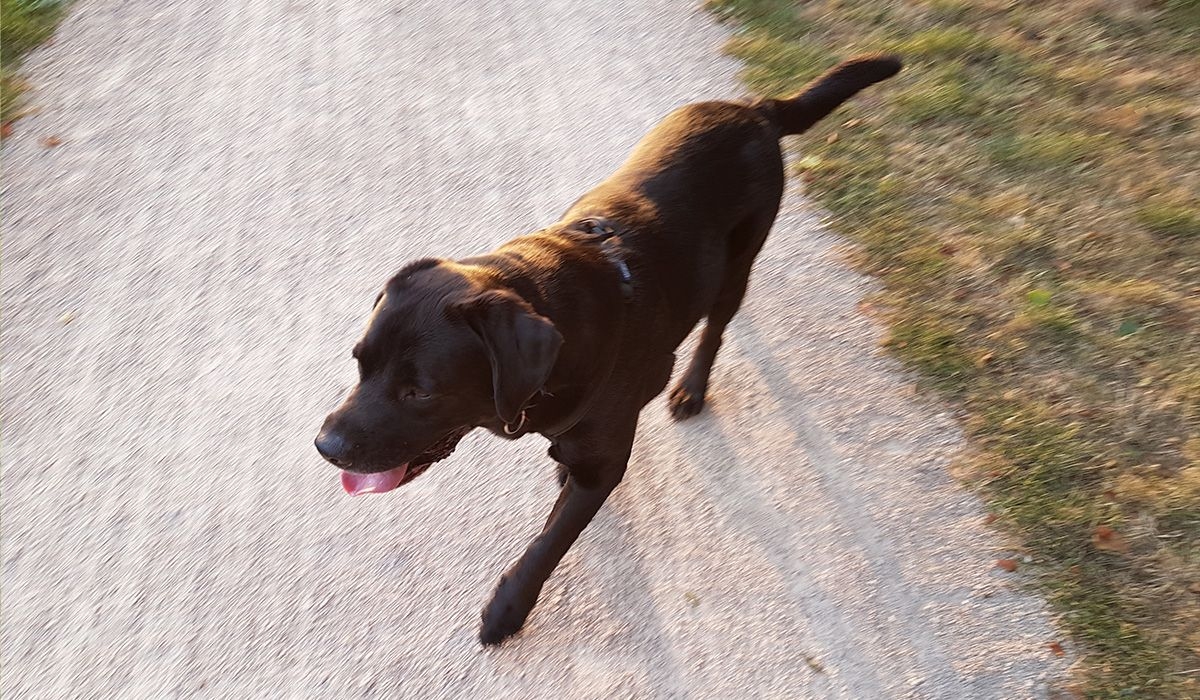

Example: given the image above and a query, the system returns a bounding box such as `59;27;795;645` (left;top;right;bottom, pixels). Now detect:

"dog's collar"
575;217;634;302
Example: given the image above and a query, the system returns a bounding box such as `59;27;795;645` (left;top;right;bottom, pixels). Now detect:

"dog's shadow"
482;465;688;694
485;310;962;695
652;312;978;696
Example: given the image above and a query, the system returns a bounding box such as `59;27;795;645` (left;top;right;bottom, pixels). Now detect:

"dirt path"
1;2;1068;697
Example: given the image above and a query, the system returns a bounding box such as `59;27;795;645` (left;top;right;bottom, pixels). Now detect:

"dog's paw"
479;574;537;646
667;383;706;420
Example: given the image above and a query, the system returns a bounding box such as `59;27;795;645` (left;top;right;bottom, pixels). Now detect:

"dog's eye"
400;388;433;401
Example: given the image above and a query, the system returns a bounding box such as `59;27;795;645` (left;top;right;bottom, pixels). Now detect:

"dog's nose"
314;430;353;468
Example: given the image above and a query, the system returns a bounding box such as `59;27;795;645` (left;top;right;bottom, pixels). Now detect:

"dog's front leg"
479;462;625;645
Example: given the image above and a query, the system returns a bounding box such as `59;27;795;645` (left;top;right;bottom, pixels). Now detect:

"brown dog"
316;55;902;644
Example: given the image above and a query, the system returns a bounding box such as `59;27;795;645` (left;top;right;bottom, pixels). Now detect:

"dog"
315;55;902;645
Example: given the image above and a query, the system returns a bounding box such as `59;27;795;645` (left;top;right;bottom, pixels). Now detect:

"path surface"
1;2;1068;697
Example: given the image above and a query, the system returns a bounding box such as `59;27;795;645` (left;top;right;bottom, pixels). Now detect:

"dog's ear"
454;290;563;425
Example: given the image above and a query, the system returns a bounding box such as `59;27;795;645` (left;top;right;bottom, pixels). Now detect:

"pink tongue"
340;465;409;496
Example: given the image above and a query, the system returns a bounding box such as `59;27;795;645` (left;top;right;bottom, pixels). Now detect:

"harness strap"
577;217;634;302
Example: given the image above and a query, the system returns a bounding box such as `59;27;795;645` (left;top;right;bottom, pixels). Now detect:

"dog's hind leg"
668;215;774;420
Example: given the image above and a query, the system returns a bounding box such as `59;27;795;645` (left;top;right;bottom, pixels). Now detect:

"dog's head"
315;259;562;495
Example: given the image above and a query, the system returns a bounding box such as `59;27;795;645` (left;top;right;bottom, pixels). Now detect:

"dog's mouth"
339;427;471;496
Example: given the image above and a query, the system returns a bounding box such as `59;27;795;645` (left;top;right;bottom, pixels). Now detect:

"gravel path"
1;1;1068;697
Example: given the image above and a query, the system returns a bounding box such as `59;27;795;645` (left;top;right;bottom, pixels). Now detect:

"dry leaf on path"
1091;525;1129;554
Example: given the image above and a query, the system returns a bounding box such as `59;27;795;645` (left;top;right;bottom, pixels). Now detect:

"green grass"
1;0;68;126
708;1;1200;697
1138;200;1200;240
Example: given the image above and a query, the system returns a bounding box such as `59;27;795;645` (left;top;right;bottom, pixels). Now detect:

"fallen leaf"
984;513;998;525
996;558;1018;572
1091;525;1129;554
58;312;75;325
1188;581;1200;595
826;132;839;144
939;244;958;256
40;135;63;148
796;155;823;170
1047;641;1065;657
0;122;12;139
975;352;994;368
1117;319;1140;337
842;118;862;128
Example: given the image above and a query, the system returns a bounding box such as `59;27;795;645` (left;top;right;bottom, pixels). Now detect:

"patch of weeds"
725;32;828;95
924;0;973;22
1019;288;1083;341
709;0;1200;696
986;130;1113;172
1043;564;1174;697
890;69;983;122
1137;200;1200;239
889;26;995;60
885;314;975;391
706;0;814;38
1162;0;1200;31
1;0;69;125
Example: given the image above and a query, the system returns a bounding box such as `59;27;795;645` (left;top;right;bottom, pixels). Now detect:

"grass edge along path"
705;1;1200;698
2;0;69;133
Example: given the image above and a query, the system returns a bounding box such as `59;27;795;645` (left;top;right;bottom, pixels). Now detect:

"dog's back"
564;55;903;348
576;53;903;224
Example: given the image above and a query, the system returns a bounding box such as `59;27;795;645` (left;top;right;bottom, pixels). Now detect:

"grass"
707;0;1200;697
1;0;68;128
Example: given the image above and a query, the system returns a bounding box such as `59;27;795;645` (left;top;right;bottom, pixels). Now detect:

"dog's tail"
759;54;902;136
